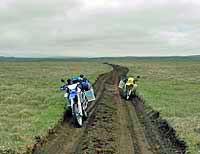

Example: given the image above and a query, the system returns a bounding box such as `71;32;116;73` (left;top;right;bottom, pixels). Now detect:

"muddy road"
33;65;186;154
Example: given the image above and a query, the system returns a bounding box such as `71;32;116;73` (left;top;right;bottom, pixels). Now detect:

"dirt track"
33;64;186;154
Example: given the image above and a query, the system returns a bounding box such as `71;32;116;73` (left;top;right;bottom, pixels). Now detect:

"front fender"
70;99;74;109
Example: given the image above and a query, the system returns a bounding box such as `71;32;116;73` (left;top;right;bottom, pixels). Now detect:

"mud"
32;70;112;154
132;97;187;154
31;64;187;154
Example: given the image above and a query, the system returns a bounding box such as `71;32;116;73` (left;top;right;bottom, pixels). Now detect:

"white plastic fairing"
85;88;96;102
119;80;125;89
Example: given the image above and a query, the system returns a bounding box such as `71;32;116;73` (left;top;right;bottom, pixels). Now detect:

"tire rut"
75;65;156;154
32;64;186;154
116;94;135;154
124;101;153;154
33;71;111;154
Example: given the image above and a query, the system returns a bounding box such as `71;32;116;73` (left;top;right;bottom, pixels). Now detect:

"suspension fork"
77;94;83;116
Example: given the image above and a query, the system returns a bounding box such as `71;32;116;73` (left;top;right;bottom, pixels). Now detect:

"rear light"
127;85;133;89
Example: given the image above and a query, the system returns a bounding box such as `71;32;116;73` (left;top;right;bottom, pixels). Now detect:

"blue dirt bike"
60;81;87;127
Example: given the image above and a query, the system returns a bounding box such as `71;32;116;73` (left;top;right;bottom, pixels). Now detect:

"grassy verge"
0;61;111;153
114;60;200;154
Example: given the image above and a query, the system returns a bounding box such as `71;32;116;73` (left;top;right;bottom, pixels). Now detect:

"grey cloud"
0;0;200;57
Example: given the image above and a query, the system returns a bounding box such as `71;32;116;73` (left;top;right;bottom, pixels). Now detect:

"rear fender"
128;90;132;96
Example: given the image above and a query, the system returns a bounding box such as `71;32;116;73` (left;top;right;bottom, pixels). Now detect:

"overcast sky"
0;0;200;57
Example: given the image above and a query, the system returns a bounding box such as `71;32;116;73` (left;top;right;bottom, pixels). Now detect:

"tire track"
117;99;135;154
124;101;153;154
75;65;156;154
33;71;112;154
33;64;186;154
74;64;186;154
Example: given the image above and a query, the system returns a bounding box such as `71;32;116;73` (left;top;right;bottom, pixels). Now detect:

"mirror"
61;79;65;83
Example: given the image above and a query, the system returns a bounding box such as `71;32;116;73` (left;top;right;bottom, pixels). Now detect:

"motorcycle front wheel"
73;103;83;128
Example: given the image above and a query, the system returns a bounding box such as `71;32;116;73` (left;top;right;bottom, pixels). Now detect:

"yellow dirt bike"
125;84;137;100
119;76;139;100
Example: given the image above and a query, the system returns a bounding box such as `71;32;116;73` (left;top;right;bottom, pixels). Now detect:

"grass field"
115;60;200;153
1;58;200;153
0;61;111;153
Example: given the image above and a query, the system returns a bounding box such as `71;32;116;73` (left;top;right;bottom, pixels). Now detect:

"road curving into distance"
33;64;186;154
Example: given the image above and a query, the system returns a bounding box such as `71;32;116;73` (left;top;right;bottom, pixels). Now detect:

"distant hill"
0;56;90;62
91;55;200;62
0;55;200;62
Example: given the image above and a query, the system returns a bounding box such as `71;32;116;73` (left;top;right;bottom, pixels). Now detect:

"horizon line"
0;54;200;59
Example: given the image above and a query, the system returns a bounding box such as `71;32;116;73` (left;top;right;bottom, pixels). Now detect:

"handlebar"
61;79;65;83
60;85;67;91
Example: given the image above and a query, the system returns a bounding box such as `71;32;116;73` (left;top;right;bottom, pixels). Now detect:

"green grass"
1;58;200;153
0;61;111;153
114;60;200;153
